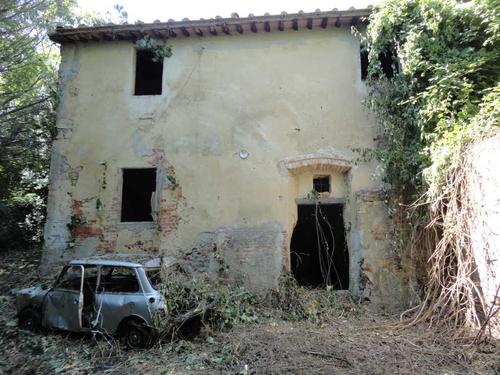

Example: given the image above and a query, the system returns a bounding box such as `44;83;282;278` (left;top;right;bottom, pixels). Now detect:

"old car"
16;254;173;348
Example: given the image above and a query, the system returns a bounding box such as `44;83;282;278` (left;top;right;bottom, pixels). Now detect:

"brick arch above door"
279;148;352;176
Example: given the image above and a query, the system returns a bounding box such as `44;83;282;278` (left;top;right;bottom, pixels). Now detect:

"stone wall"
215;222;284;292
353;190;408;309
183;223;284;292
469;133;500;321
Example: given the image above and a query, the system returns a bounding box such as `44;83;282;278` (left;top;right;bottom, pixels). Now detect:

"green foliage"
154;269;259;340
77;3;129;26
270;273;349;323
136;35;173;62
66;215;85;247
0;0;77;249
364;0;500;202
166;175;180;189
153;268;352;343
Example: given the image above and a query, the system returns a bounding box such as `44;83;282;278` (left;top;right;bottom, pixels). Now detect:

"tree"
0;0;76;248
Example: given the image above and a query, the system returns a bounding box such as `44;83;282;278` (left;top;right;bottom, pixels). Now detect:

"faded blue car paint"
16;254;172;336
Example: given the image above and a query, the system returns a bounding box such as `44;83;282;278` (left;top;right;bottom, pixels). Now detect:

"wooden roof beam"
156;30;169;38
146;30;161;38
67;35;80;42
78;33;92;41
101;32;114;41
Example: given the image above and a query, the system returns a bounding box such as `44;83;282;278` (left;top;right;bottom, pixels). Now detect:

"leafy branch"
136;35;173;61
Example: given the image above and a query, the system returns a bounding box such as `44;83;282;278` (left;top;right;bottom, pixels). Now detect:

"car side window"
146;269;161;290
54;265;82;291
98;266;140;293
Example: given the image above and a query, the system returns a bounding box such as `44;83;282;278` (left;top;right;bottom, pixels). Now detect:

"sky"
77;0;379;23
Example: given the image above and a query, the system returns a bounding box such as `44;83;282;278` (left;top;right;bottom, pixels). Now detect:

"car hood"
16;286;48;313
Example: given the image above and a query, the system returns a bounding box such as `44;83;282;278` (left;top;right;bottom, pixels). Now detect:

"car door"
94;266;150;334
43;265;84;332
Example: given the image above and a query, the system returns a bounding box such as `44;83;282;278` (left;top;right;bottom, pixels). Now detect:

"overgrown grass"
152;267;357;343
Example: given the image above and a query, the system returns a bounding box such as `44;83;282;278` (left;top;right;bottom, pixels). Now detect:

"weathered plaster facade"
45;11;406;306
469;134;500;332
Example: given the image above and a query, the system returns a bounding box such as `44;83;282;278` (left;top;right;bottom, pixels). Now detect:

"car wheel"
18;308;42;332
122;320;152;349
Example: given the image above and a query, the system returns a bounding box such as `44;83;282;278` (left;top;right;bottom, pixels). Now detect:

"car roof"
68;253;177;269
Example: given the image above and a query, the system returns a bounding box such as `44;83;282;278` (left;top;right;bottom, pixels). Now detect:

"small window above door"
313;175;330;193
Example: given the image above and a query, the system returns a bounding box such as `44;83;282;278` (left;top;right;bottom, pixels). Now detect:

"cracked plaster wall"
469;134;500;321
43;28;406;303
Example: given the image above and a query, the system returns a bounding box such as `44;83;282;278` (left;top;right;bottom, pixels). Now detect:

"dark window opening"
134;50;163;95
291;204;349;289
359;45;397;80
379;50;396;79
121;168;156;222
313;175;330;193
360;46;369;80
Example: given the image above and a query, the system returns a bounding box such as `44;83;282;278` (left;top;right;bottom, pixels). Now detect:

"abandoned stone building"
44;8;407;307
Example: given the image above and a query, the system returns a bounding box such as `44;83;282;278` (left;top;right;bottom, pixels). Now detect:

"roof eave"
49;8;372;43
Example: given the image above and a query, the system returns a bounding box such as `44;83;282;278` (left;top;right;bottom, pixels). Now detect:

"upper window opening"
360;45;369;80
359;46;397;80
134;50;163;95
379;51;396;79
313;175;330;193
121;168;156;222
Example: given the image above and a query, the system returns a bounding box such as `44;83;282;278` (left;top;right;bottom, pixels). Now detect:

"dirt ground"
0;249;498;374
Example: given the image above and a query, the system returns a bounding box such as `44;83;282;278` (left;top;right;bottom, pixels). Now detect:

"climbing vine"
67;215;86;248
363;0;499;336
136;35;173;61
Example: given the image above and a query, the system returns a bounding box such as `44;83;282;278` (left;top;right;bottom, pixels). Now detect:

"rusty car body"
16;254;173;348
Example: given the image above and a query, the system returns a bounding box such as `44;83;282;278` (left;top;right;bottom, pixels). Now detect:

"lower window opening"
290;203;349;289
121;168;156;222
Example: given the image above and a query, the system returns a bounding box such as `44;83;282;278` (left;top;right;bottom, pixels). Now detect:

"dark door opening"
291;203;349;289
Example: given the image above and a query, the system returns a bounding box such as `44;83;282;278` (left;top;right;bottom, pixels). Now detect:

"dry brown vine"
403;145;499;340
